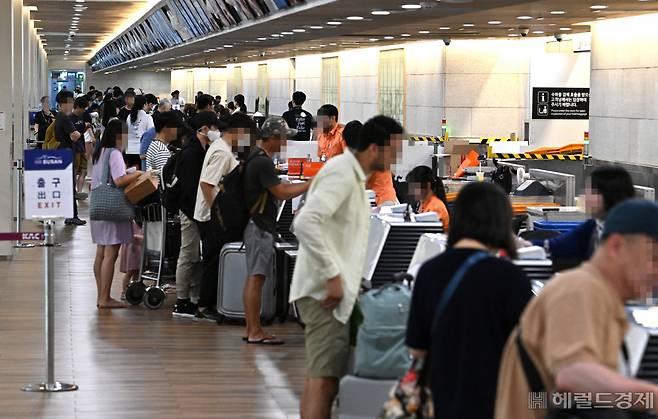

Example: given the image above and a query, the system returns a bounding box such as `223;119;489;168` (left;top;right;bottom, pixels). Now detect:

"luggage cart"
125;204;181;309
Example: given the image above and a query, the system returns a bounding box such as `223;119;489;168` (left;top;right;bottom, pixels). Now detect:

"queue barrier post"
13;159;34;249
21;220;78;392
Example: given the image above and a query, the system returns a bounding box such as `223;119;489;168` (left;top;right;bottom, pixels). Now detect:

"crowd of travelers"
37;83;658;419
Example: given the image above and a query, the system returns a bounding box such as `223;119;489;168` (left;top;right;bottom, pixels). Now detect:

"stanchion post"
13;159;34;249
22;220;77;392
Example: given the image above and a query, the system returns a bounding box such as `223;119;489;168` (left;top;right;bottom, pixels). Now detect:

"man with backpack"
54;90;85;226
191;113;256;322
243;117;310;345
168;112;219;318
289;116;403;418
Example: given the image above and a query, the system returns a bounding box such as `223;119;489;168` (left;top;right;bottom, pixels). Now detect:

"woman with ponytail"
406;165;450;230
126;95;154;156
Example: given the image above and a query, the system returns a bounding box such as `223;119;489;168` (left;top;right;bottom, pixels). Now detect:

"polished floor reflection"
0;205;306;419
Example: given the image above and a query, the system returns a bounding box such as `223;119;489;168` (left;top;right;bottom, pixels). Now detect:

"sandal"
246;337;285;345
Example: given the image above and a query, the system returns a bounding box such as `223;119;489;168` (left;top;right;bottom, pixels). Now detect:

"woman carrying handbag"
387;183;533;419
89;118;143;309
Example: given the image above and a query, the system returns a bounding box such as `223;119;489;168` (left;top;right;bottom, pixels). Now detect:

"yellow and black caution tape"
491;153;585;161
409;136;445;143
479;138;514;144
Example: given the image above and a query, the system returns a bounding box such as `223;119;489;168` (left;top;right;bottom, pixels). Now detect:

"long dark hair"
93;118;127;164
406;166;449;208
129;95;146;125
590;166;635;216
447;182;517;259
101;94;118;127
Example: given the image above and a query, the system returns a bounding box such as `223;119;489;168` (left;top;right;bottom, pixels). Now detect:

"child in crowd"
406;165;450;230
120;222;142;299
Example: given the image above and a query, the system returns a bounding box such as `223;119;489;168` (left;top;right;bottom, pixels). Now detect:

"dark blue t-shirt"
406;248;532;419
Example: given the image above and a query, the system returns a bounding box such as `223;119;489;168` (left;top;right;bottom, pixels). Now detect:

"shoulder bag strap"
430;251;490;332
102;148;112;185
516;329;546;393
418;251;490;386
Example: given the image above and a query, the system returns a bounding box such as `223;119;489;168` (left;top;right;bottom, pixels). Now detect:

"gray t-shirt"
244;147;281;234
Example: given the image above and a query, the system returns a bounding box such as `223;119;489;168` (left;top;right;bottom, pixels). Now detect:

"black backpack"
161;150;182;213
211;151;267;242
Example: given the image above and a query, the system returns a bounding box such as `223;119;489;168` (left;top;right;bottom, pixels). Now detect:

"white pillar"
0;0;16;256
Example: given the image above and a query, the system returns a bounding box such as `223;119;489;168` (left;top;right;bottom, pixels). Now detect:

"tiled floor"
0;205;307;419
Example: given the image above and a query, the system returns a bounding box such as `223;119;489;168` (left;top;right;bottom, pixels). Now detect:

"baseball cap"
602;199;658;242
194;111;226;131
260;116;297;139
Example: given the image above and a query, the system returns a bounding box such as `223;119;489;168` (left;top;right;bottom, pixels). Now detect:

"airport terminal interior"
3;0;658;418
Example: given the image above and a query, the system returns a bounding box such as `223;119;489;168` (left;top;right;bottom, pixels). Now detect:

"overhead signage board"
24;149;74;220
532;87;590;120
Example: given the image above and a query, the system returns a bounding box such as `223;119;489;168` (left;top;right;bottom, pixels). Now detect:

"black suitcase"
274;242;298;322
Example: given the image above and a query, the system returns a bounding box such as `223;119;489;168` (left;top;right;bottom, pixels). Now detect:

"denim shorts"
244;220;274;278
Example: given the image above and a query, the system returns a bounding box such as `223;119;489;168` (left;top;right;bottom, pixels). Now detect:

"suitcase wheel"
143;286;166;310
125;282;146;306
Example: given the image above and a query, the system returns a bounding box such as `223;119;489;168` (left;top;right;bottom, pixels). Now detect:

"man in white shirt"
290;115;404;419
192;112;256;322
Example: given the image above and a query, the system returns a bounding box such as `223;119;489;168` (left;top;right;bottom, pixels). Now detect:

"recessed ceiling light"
508;33;519;37
384;36;395;40
488;21;502;25
223;44;233;48
401;4;422;10
550;10;566;14
329;42;337;45
271;34;281;37
327;21;342;25
292;28;306;32
440;26;451;30
517;15;533;20
591;5;608;9
74;0;84;3
369;38;379;41
371;10;390;15
532;30;545;34
536;17;545;21
282;31;293;35
560;27;572;30
258;37;267;40
418;30;430;34
463;23;475;27
401;33;411;37
347;16;363;20
310;25;323;29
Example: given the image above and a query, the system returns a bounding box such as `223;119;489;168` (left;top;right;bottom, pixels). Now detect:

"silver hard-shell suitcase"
216;242;276;322
338;375;396;419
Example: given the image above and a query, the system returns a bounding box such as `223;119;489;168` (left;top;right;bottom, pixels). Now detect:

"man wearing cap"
495;199;658;419
171;111;222;319
243;116;310;345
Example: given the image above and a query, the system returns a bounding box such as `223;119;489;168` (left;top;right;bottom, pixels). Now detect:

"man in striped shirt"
146;111;181;173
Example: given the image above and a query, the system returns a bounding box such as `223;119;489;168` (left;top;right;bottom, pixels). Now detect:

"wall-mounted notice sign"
532;87;590;120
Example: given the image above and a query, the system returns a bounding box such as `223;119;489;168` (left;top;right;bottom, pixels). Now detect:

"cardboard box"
125;172;159;204
443;140;482;177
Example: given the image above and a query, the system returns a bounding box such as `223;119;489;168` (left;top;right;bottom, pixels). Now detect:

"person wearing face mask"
170;111;223;318
191;112;258;322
